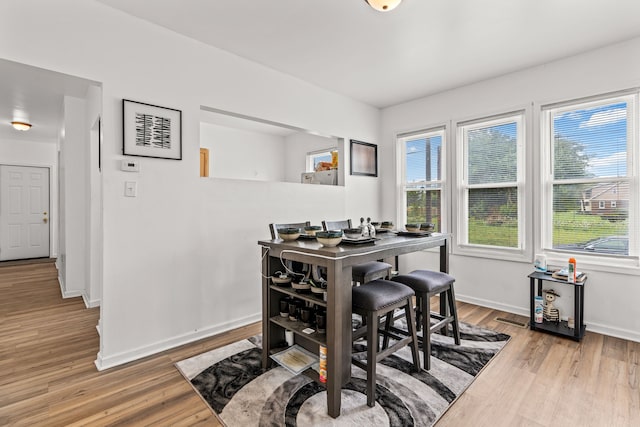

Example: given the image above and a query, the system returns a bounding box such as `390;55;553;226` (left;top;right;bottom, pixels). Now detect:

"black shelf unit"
528;271;586;341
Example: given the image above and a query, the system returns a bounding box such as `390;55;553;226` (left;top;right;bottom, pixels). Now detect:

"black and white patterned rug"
176;322;510;426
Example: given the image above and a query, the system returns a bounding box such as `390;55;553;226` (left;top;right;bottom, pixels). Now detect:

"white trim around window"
452;109;531;262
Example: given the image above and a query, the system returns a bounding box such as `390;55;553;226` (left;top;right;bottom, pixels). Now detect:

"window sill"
453;244;530;263
544;250;640;276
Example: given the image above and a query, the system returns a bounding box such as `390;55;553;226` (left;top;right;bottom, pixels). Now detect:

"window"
398;128;445;231
542;93;638;258
306;149;336;172
456;112;525;251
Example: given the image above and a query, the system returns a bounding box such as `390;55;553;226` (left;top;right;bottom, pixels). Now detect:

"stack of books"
551;268;587;282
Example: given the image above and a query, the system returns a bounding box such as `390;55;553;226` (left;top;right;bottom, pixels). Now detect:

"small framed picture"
350;139;377;177
123;99;182;160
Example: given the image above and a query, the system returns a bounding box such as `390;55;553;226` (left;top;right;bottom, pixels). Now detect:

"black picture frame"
123;99;182;160
350;139;378;177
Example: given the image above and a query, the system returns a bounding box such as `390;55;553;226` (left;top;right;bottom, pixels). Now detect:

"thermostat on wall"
121;159;140;172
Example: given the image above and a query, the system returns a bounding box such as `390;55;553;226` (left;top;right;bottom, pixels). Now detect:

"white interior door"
0;165;50;261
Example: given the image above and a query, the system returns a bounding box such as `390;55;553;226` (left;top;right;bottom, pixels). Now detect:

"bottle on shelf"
319;344;327;383
568;257;577;283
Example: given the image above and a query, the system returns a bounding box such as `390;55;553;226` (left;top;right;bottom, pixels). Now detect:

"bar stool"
391;270;461;370
352;261;392;284
322;219;392;284
351;279;420;407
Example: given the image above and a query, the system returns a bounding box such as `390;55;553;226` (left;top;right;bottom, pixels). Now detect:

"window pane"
406;136;442;183
553;182;629;255
467;122;517;185
468;187;518;248
553;102;627;180
406;188;441;231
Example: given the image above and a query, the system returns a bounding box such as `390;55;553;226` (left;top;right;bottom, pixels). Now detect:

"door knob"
43;218;48;224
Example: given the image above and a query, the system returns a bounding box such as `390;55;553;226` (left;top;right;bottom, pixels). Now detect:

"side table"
528;271;586;341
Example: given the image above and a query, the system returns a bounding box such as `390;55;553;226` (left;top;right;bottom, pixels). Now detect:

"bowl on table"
304;225;323;236
420;223;435;232
343;228;363;239
316;230;343;247
405;223;421;232
380;221;394;229
278;227;301;241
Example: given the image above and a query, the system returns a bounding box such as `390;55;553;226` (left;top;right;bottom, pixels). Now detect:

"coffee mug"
300;306;313;326
315;310;326;333
279;297;290;318
288;300;300;321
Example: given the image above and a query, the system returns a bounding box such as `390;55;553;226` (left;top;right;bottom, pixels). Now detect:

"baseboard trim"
456;294;529;318
82;294;101;308
94;313;262;371
456;294;640;343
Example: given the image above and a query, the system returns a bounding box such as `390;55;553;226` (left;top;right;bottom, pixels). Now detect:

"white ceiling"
0;59;97;144
98;0;640;108
3;1;640;144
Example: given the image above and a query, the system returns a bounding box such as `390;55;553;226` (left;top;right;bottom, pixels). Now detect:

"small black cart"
528;271;586;341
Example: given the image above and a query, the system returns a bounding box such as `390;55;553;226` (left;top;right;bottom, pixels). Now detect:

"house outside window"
398;128;445;232
455;112;525;253
542;92;637;258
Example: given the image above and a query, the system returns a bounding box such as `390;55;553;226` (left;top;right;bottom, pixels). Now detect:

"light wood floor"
1;262;638;426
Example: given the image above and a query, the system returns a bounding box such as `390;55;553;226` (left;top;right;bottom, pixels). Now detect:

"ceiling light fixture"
11;121;32;131
365;0;402;12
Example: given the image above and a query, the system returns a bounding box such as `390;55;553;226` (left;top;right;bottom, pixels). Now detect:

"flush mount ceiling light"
11;121;32;131
365;0;402;12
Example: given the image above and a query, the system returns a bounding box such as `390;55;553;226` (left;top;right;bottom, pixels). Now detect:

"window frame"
397;126;447;233
540;91;639;267
452;110;529;261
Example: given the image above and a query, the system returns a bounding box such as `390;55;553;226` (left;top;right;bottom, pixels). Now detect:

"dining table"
258;231;451;418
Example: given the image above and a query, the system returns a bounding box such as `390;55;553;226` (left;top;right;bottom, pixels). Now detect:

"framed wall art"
350;139;377;177
123;99;182;160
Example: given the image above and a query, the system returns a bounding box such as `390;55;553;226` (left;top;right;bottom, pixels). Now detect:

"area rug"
175;322;510;426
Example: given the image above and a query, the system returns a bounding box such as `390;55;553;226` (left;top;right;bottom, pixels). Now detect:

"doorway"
0;165;50;261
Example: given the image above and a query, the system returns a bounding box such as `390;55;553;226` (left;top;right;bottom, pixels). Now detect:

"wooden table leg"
325;260;351;418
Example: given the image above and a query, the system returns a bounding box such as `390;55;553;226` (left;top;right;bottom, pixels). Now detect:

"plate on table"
396;230;433;237
341;237;378;245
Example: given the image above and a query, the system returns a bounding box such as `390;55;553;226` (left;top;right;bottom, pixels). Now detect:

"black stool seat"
392;270;460;370
352;261;392;284
351;279;420;407
392;270;454;293
352;279;414;311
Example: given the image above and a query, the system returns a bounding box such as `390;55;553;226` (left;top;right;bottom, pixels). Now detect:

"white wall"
86;85;103;308
200;122;286;182
284;132;340;184
382;37;640;342
59;95;87;298
0;138;58;257
0;0;381;368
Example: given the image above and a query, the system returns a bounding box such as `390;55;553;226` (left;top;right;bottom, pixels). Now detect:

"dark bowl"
278;227;301;241
304;225;323;236
343;228;362;239
316;230;343;239
420;223;435;231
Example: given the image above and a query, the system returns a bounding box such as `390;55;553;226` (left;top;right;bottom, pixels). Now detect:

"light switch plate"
125;181;137;197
